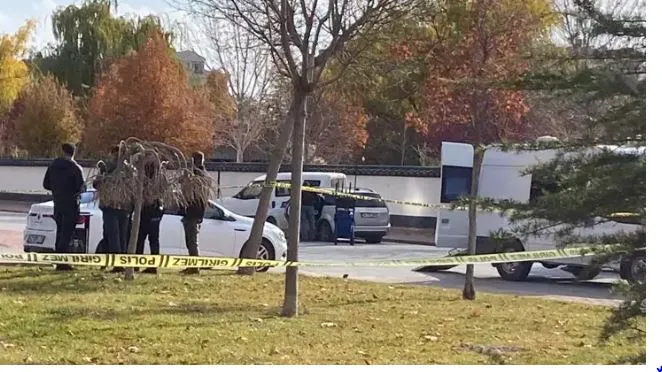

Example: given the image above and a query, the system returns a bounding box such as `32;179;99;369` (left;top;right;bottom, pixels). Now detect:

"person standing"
181;151;207;275
136;161;163;274
93;145;130;273
300;189;318;241
42;143;85;271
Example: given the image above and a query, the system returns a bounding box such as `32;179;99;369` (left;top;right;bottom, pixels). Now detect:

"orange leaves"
86;32;214;156
306;90;368;164
5;75;81;157
414;0;551;145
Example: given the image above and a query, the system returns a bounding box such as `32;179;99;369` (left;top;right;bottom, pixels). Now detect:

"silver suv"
315;188;391;244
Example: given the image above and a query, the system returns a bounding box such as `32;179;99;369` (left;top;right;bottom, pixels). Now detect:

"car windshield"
209;200;230;216
353;193;387;208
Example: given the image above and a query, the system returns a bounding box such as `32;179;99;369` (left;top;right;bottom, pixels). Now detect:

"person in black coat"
93;145;131;273
136;161;164;274
181;151;207;275
42;143;85;271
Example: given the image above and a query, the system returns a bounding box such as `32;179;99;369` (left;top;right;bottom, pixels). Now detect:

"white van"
435;140;645;282
220;172;347;230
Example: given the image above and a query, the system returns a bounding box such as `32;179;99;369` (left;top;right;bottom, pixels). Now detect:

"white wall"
0;166;441;218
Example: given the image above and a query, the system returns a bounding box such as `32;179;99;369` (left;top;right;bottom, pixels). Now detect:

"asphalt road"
0;211;622;306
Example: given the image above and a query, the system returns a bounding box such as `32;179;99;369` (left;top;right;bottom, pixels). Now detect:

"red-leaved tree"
86;32;215;156
301;89;368;164
399;0;556;300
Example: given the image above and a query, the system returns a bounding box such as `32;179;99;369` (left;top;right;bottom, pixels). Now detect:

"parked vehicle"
220;172;347;230
23;189;288;272
434;139;645;282
281;187;391;244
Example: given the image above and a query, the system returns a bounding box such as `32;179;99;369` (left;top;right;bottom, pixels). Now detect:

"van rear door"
435;142;473;249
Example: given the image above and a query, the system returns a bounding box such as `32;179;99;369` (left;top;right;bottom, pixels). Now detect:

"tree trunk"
400;119;407;165
282;93;306;317
237;94;303;275
236;148;244;163
463;146;485;300
124;157;145;281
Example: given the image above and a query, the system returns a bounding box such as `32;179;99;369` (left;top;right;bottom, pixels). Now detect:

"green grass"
0;266;644;365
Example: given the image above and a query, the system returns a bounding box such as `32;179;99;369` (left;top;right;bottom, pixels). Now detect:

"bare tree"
203;19;275;162
174;0;406;317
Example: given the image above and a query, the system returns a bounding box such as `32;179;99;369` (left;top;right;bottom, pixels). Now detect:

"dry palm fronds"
179;168;215;207
93;137;214;212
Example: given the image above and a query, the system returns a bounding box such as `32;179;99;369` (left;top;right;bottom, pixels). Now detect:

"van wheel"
620;251;645;283
317;221;333;242
495;241;532;282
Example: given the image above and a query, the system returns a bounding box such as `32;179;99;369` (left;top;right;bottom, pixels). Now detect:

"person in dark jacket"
93;145;130;273
181;151;206;275
300;184;321;241
136;161;164;274
42;143;85;271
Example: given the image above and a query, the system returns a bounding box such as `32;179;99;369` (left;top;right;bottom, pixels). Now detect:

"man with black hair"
43;143;85;271
181;151;206;275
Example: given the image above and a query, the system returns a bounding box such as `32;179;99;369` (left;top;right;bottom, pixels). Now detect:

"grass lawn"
0;266;644;365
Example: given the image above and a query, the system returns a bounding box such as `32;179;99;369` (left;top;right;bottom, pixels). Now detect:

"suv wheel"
365;235;383;244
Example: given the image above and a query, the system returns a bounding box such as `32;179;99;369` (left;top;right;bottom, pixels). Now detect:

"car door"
158;213;186;255
198;204;237;257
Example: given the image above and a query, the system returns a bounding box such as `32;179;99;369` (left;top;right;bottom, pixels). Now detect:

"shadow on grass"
411;270;618;301
44;302;281;324
0;271;115;295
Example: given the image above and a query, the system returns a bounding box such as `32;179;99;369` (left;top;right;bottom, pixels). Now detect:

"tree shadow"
409;270;620;302
44;302;281;325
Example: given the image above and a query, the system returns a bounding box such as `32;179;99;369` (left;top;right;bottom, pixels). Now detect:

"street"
0;211;622;306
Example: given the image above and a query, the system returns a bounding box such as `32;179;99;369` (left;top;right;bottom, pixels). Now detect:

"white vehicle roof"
252;172;346;181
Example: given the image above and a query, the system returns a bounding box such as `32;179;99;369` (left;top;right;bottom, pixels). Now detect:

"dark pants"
182;218;201;256
54;202;79;254
137;215;162;255
102;208;129;254
301;205;316;241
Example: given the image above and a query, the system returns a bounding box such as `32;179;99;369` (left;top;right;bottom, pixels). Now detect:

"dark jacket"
183;165;206;222
142;162;164;220
302;190;318;207
43;157;85;207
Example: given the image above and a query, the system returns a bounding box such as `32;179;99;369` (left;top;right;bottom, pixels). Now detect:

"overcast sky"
0;0;186;51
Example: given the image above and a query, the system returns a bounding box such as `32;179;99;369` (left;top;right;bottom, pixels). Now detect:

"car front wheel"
240;239;275;273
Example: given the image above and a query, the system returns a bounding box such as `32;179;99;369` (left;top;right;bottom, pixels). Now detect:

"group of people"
42;142;208;274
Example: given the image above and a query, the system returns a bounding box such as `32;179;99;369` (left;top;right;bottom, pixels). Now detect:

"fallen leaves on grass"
0;267;646;365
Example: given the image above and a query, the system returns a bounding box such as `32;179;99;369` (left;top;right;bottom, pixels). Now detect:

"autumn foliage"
0;20;35;115
398;0;555;145
86;32;214;155
306;90;368;164
4;75;81;157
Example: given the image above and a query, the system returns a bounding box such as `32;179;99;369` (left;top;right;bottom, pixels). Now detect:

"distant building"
176;50;209;85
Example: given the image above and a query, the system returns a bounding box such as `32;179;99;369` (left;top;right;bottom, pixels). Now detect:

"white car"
23;190;287;272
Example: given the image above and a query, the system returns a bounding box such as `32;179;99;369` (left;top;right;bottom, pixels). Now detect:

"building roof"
176;50;206;63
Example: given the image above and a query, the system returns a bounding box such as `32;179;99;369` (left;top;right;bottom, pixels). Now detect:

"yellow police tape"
262;182;641;219
0;246;605;270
